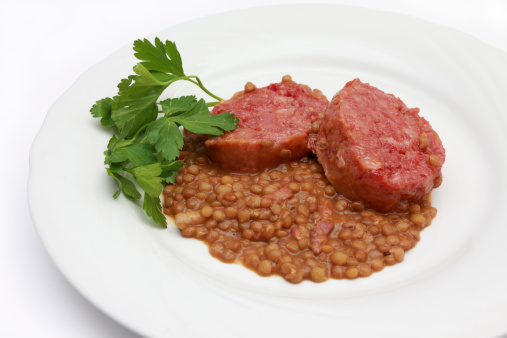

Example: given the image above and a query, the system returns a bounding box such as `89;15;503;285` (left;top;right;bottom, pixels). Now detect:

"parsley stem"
139;135;148;144
186;76;223;102
131;124;148;143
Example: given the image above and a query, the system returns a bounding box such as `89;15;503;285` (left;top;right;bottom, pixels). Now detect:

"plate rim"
28;4;507;338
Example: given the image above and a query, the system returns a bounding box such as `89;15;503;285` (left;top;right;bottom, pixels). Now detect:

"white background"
1;0;506;337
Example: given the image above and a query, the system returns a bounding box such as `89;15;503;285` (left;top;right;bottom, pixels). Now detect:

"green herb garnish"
91;38;238;226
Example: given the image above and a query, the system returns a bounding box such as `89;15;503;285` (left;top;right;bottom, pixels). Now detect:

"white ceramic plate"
29;4;507;338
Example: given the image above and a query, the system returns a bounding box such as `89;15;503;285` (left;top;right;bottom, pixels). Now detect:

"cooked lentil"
163;135;437;283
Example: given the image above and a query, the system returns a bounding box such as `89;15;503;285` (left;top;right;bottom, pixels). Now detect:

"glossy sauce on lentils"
162;136;437;283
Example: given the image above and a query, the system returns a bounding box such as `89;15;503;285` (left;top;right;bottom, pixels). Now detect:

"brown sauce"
162;135;437;283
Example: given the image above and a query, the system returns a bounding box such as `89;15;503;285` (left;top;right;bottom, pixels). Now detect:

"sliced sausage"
315;79;445;212
206;78;328;173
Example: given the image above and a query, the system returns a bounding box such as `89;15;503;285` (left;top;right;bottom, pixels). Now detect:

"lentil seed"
183;173;195;183
213;210;225;222
419;132;429;149
200;206;213;218
310;267;328;283
335;199;349;211
251;221;263;233
311;120;321;133
244;82;256;93
296;204;310;217
429;154;440;166
411;213;426;226
345;267;359;279
263;225;276;239
331;251;348;265
282;74;292;82
224;207;238;219
396;220;410;232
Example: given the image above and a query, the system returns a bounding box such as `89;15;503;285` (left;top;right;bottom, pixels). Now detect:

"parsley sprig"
90;38;238;226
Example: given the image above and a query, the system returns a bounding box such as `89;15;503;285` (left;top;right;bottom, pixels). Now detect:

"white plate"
28;4;507;338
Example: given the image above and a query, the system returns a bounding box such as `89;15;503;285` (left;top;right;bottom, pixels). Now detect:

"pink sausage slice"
206;79;328;173
316;79;445;212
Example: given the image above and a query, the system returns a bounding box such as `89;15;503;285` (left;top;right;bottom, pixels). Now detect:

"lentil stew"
162;134;437;283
